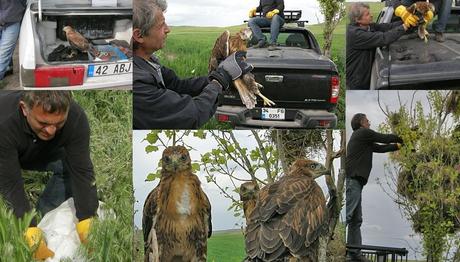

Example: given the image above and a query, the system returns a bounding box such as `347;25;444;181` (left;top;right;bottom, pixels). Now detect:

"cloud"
163;0;324;27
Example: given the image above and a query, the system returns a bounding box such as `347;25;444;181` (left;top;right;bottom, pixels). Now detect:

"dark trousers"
346;177;363;258
27;149;73;217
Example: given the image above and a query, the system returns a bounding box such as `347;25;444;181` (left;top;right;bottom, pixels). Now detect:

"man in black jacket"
346;113;403;262
0;0;27;80
346;2;417;90
0;91;98;259
133;0;253;129
248;0;285;51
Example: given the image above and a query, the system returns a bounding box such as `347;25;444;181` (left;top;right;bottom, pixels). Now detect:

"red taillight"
330;75;339;104
319;120;331;127
216;114;230;122
34;66;85;87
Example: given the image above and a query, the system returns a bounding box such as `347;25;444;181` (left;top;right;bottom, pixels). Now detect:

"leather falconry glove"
76;218;92;244
249;7;257;18
395;5;419;27
209;51;254;90
423;9;434;24
266;9;280;19
25;227;55;260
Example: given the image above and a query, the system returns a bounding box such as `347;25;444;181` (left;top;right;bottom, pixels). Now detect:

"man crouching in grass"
0;91;98;259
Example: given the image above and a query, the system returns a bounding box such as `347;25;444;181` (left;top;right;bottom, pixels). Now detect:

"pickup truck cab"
371;1;460;89
19;0;132;89
216;11;340;128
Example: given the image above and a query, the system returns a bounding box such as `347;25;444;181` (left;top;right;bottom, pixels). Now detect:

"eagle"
142;146;212;262
406;1;435;42
62;26;100;58
243;159;330;262
209;28;275;109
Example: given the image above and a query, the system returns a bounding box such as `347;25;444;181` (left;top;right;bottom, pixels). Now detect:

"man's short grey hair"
133;0;168;37
348;2;370;24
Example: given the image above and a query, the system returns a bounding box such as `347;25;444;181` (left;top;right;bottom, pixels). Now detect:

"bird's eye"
180;155;187;161
163;156;171;163
310;164;316;169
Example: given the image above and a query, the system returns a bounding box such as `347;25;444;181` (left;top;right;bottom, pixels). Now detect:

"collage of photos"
0;0;459;261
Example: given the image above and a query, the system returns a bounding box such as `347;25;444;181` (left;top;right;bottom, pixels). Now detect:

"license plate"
261;108;285;120
87;62;132;77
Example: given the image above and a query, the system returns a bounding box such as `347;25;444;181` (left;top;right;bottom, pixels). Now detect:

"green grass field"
208;230;246;262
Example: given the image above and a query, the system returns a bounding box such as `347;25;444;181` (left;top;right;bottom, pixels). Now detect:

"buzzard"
406;1;435;42
209;28;275;109
62;26;100;58
143;146;212;262
239;181;260;225
244;159;330;262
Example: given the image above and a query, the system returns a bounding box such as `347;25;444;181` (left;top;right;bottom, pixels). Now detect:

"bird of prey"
209;28;275;109
239;181;260;225
244;159;330;262
407;1;435;42
62;26;100;58
143;146;212;262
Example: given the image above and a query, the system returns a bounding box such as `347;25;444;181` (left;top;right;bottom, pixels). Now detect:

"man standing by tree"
346;2;417;89
345;113;403;262
0;91;98;259
248;0;285;51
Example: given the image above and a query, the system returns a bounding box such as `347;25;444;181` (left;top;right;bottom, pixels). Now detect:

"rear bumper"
216;105;337;129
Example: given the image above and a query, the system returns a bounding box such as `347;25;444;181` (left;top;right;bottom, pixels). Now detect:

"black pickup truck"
370;2;460;89
215;11;340;129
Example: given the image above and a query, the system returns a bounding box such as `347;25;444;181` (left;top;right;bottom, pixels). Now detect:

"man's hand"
249;7;257;18
395;5;418;28
266;9;280;19
208;51;253;89
76;218;92;244
25;227;55;260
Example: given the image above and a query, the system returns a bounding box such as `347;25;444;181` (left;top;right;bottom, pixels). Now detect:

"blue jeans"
0;22;21;80
248;15;284;44
346;177;363;258
401;0;452;33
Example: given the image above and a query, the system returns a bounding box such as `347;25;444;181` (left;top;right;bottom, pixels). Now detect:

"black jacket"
256;0;285;19
346;21;405;90
346;128;403;185
0;0;27;25
0;92;98;225
133;55;222;129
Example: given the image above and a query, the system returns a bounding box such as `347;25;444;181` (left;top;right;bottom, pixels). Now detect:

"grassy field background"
157;2;383;129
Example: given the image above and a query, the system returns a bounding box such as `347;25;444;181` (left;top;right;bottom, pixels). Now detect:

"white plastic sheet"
37;198;107;262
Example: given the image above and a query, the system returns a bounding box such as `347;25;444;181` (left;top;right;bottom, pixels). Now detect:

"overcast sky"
346;90;445;260
164;0;325;27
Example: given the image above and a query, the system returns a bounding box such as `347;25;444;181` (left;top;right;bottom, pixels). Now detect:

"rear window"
39;0;131;8
249;32;311;49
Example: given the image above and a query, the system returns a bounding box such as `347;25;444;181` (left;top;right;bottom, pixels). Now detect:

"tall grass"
73;91;133;261
0;91;133;261
0;198;35;261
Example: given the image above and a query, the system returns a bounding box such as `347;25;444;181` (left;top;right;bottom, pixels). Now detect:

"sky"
164;0;325;27
346;90;452;260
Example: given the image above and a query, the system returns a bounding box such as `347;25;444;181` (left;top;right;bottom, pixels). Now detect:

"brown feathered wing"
245;175;327;261
143;187;160;262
